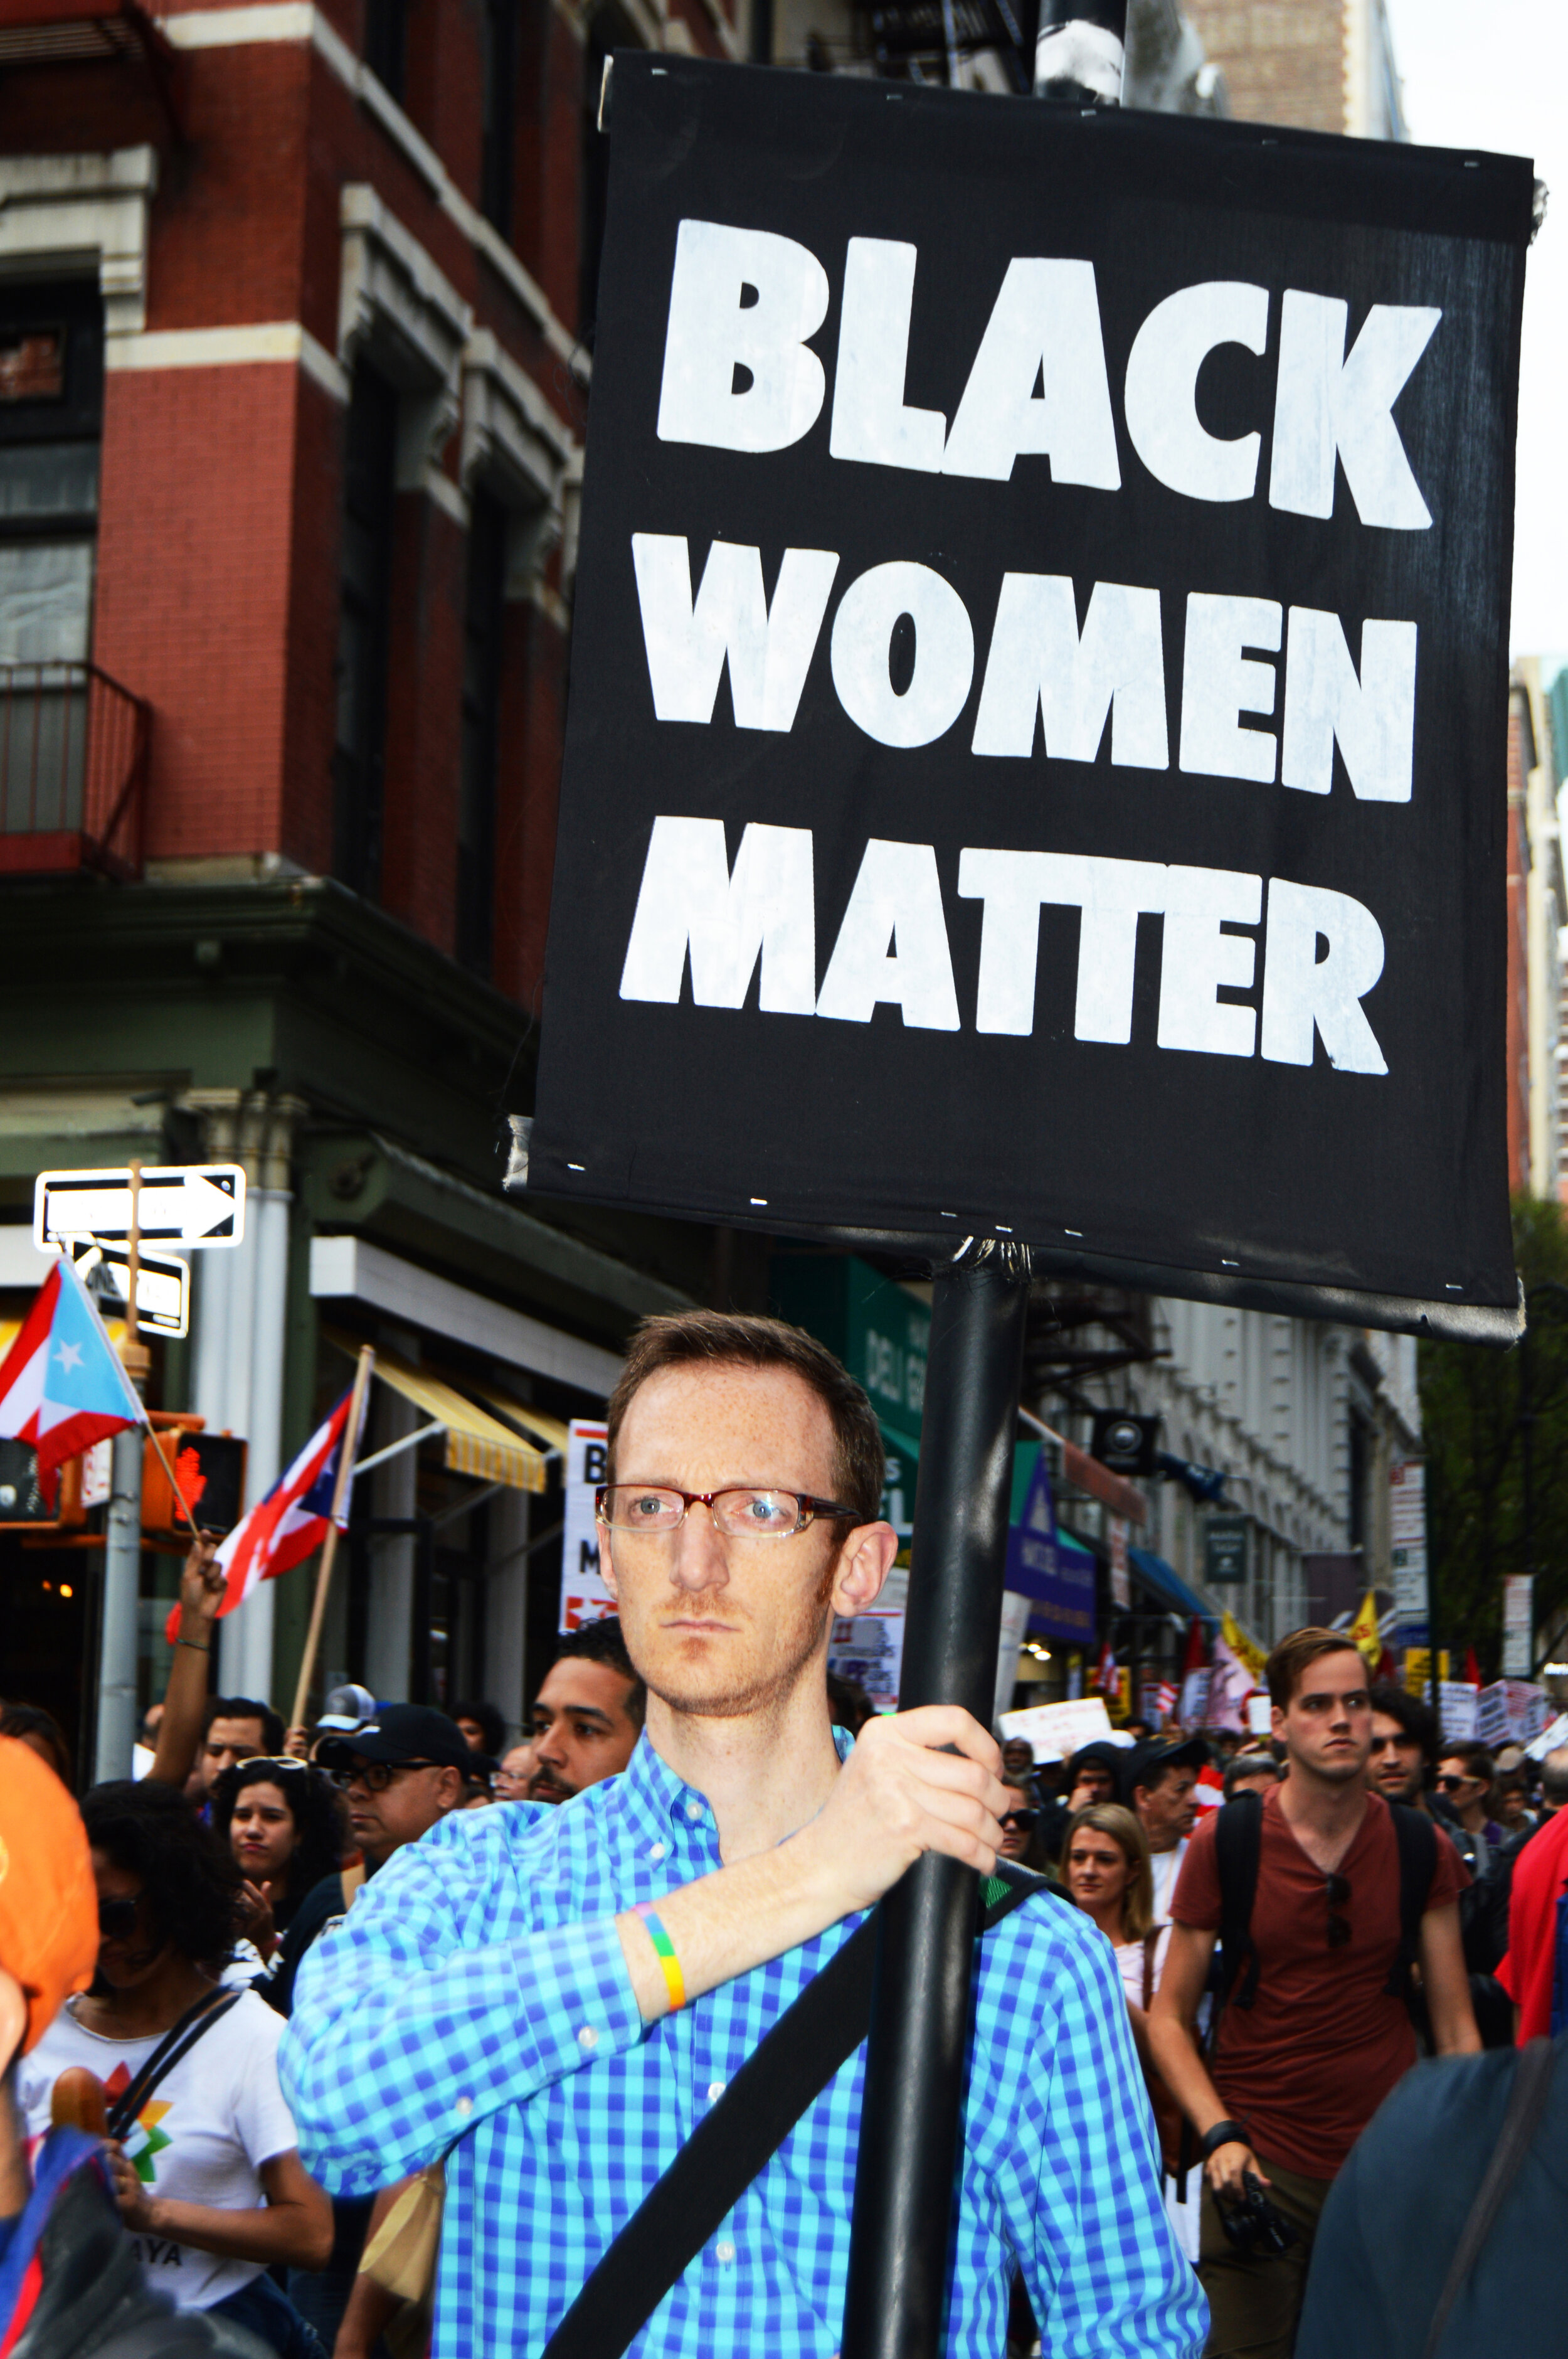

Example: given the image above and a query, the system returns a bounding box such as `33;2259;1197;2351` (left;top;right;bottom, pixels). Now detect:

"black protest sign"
531;56;1531;1337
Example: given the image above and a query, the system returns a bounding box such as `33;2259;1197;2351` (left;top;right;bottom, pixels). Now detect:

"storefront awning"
1128;1545;1218;1636
465;1380;571;1460
329;1332;552;1493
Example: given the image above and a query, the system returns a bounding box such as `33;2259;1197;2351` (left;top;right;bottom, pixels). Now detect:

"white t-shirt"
1113;1922;1172;2011
1150;1838;1188;1925
20;1988;299;2310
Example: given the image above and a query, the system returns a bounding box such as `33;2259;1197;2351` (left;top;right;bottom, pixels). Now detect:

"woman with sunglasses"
18;1780;332;2358
209;1759;347;1969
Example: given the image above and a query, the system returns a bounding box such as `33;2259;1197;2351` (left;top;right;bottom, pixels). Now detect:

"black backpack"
1211;1791;1438;2030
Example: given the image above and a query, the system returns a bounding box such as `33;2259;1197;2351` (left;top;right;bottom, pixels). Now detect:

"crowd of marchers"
2;1308;1564;2359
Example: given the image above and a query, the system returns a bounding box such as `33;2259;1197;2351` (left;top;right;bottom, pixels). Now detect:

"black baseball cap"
314;1703;491;1776
1127;1734;1210;1794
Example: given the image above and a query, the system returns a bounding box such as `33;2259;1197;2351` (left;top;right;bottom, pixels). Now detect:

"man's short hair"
1367;1681;1438;1769
1223;1749;1283;1801
1266;1628;1365;1712
1540;1745;1568;1808
554;1617;647;1730
203;1695;285;1754
606;1310;885;1527
1439;1739;1496;1786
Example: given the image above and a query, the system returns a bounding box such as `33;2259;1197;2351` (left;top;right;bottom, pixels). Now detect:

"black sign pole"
839;1243;1030;2359
839;20;1126;2358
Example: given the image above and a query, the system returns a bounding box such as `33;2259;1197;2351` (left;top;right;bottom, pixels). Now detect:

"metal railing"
0;659;151;879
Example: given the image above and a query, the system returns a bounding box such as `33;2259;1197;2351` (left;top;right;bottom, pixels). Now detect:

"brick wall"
1182;0;1346;134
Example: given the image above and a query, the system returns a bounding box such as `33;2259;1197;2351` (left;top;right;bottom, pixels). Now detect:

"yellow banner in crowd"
1222;1610;1268;1682
1348;1590;1382;1666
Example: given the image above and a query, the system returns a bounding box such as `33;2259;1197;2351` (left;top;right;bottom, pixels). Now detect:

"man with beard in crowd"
526;1616;645;1804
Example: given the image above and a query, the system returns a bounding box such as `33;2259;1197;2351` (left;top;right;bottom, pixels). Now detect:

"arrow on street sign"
33;1164;246;1251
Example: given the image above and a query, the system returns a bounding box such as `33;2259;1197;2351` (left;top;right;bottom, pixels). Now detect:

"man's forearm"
334;2182;408;2359
616;1825;850;2020
1147;2010;1230;2139
146;1622;212;1787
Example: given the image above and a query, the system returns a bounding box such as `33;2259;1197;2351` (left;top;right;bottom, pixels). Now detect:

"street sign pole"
95;1159;151;1784
840;1245;1030;2359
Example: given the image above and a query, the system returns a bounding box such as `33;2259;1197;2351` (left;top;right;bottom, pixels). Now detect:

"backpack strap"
103;1989;243;2142
539;1861;1059;2359
1212;1794;1264;2025
1385;1802;1439;2000
1421;2038;1557;2359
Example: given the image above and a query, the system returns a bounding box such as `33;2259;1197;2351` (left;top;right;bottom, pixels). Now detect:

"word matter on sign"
34;1164;246;1252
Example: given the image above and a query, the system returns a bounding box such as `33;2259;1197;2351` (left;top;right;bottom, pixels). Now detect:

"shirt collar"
610;1722;858;1841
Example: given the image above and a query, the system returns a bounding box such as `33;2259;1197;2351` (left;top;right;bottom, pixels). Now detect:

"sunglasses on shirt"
1325;1872;1352;1949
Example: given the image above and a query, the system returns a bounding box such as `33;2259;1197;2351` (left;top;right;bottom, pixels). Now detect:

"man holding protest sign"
282;1313;1204;2357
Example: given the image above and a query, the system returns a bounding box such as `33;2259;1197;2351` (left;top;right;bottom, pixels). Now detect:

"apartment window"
364;0;408;100
480;0;518;237
0;278;103;832
333;367;399;900
457;488;506;975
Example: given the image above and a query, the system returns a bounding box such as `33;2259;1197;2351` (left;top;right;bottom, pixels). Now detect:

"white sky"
1382;0;1566;666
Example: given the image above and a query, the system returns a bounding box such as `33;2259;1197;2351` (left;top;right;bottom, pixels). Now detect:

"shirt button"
715;2240;736;2264
577;2026;600;2051
685;1799;704;1822
454;2095;472;2117
649;1842;667;1861
707;2080;726;2102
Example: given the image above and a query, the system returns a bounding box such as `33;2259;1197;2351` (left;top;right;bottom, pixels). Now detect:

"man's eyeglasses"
596;1485;857;1539
1325;1871;1352;1949
329;1758;440;1793
1436;1772;1477;1794
98;1895;142;1941
1000;1810;1037;1833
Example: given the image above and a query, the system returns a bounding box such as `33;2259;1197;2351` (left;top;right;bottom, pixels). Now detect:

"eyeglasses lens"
98;1897;140;1940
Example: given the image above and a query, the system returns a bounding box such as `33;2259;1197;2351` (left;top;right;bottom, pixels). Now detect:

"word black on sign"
529;56;1532;1340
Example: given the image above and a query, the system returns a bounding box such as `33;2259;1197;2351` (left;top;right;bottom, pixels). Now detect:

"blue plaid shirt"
281;1735;1205;2358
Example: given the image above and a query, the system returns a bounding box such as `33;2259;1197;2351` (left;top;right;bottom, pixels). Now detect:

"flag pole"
290;1343;375;1732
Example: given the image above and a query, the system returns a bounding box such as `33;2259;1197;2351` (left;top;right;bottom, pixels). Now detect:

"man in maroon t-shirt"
1150;1628;1476;2358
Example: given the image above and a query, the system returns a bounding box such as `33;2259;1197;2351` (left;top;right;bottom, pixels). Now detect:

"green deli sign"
770;1254;930;1535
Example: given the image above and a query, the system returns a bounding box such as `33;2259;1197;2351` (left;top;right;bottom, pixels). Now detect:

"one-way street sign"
73;1240;191;1338
34;1164;246;1251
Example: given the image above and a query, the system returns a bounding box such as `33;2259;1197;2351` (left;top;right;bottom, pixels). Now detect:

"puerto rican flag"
0;1255;143;1501
165;1385;366;1640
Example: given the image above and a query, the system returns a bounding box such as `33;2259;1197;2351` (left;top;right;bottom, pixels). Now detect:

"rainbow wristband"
633;1902;686;2012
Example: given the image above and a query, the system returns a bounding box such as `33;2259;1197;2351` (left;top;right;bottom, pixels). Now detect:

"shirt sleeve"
1168;1814;1221;1930
229;1998;302;2170
980;1909;1207;2359
278;1816;647;2197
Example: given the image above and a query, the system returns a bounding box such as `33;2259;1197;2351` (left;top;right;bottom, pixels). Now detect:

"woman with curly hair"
209;1758;346;1967
18;1780;331;2358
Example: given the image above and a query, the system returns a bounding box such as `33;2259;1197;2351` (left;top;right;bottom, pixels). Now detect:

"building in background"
1180;0;1405;138
0;0;744;1766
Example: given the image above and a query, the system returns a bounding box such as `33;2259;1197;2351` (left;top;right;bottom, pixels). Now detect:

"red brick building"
0;0;746;1764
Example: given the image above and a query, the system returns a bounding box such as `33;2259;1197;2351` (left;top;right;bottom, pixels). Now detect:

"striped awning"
327;1332;551;1494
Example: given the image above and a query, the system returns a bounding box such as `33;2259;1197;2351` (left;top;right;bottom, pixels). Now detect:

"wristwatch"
1200;2120;1249;2161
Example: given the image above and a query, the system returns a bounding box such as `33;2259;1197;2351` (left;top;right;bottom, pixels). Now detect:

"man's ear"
437;1764;465;1811
829;1521;899;1617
